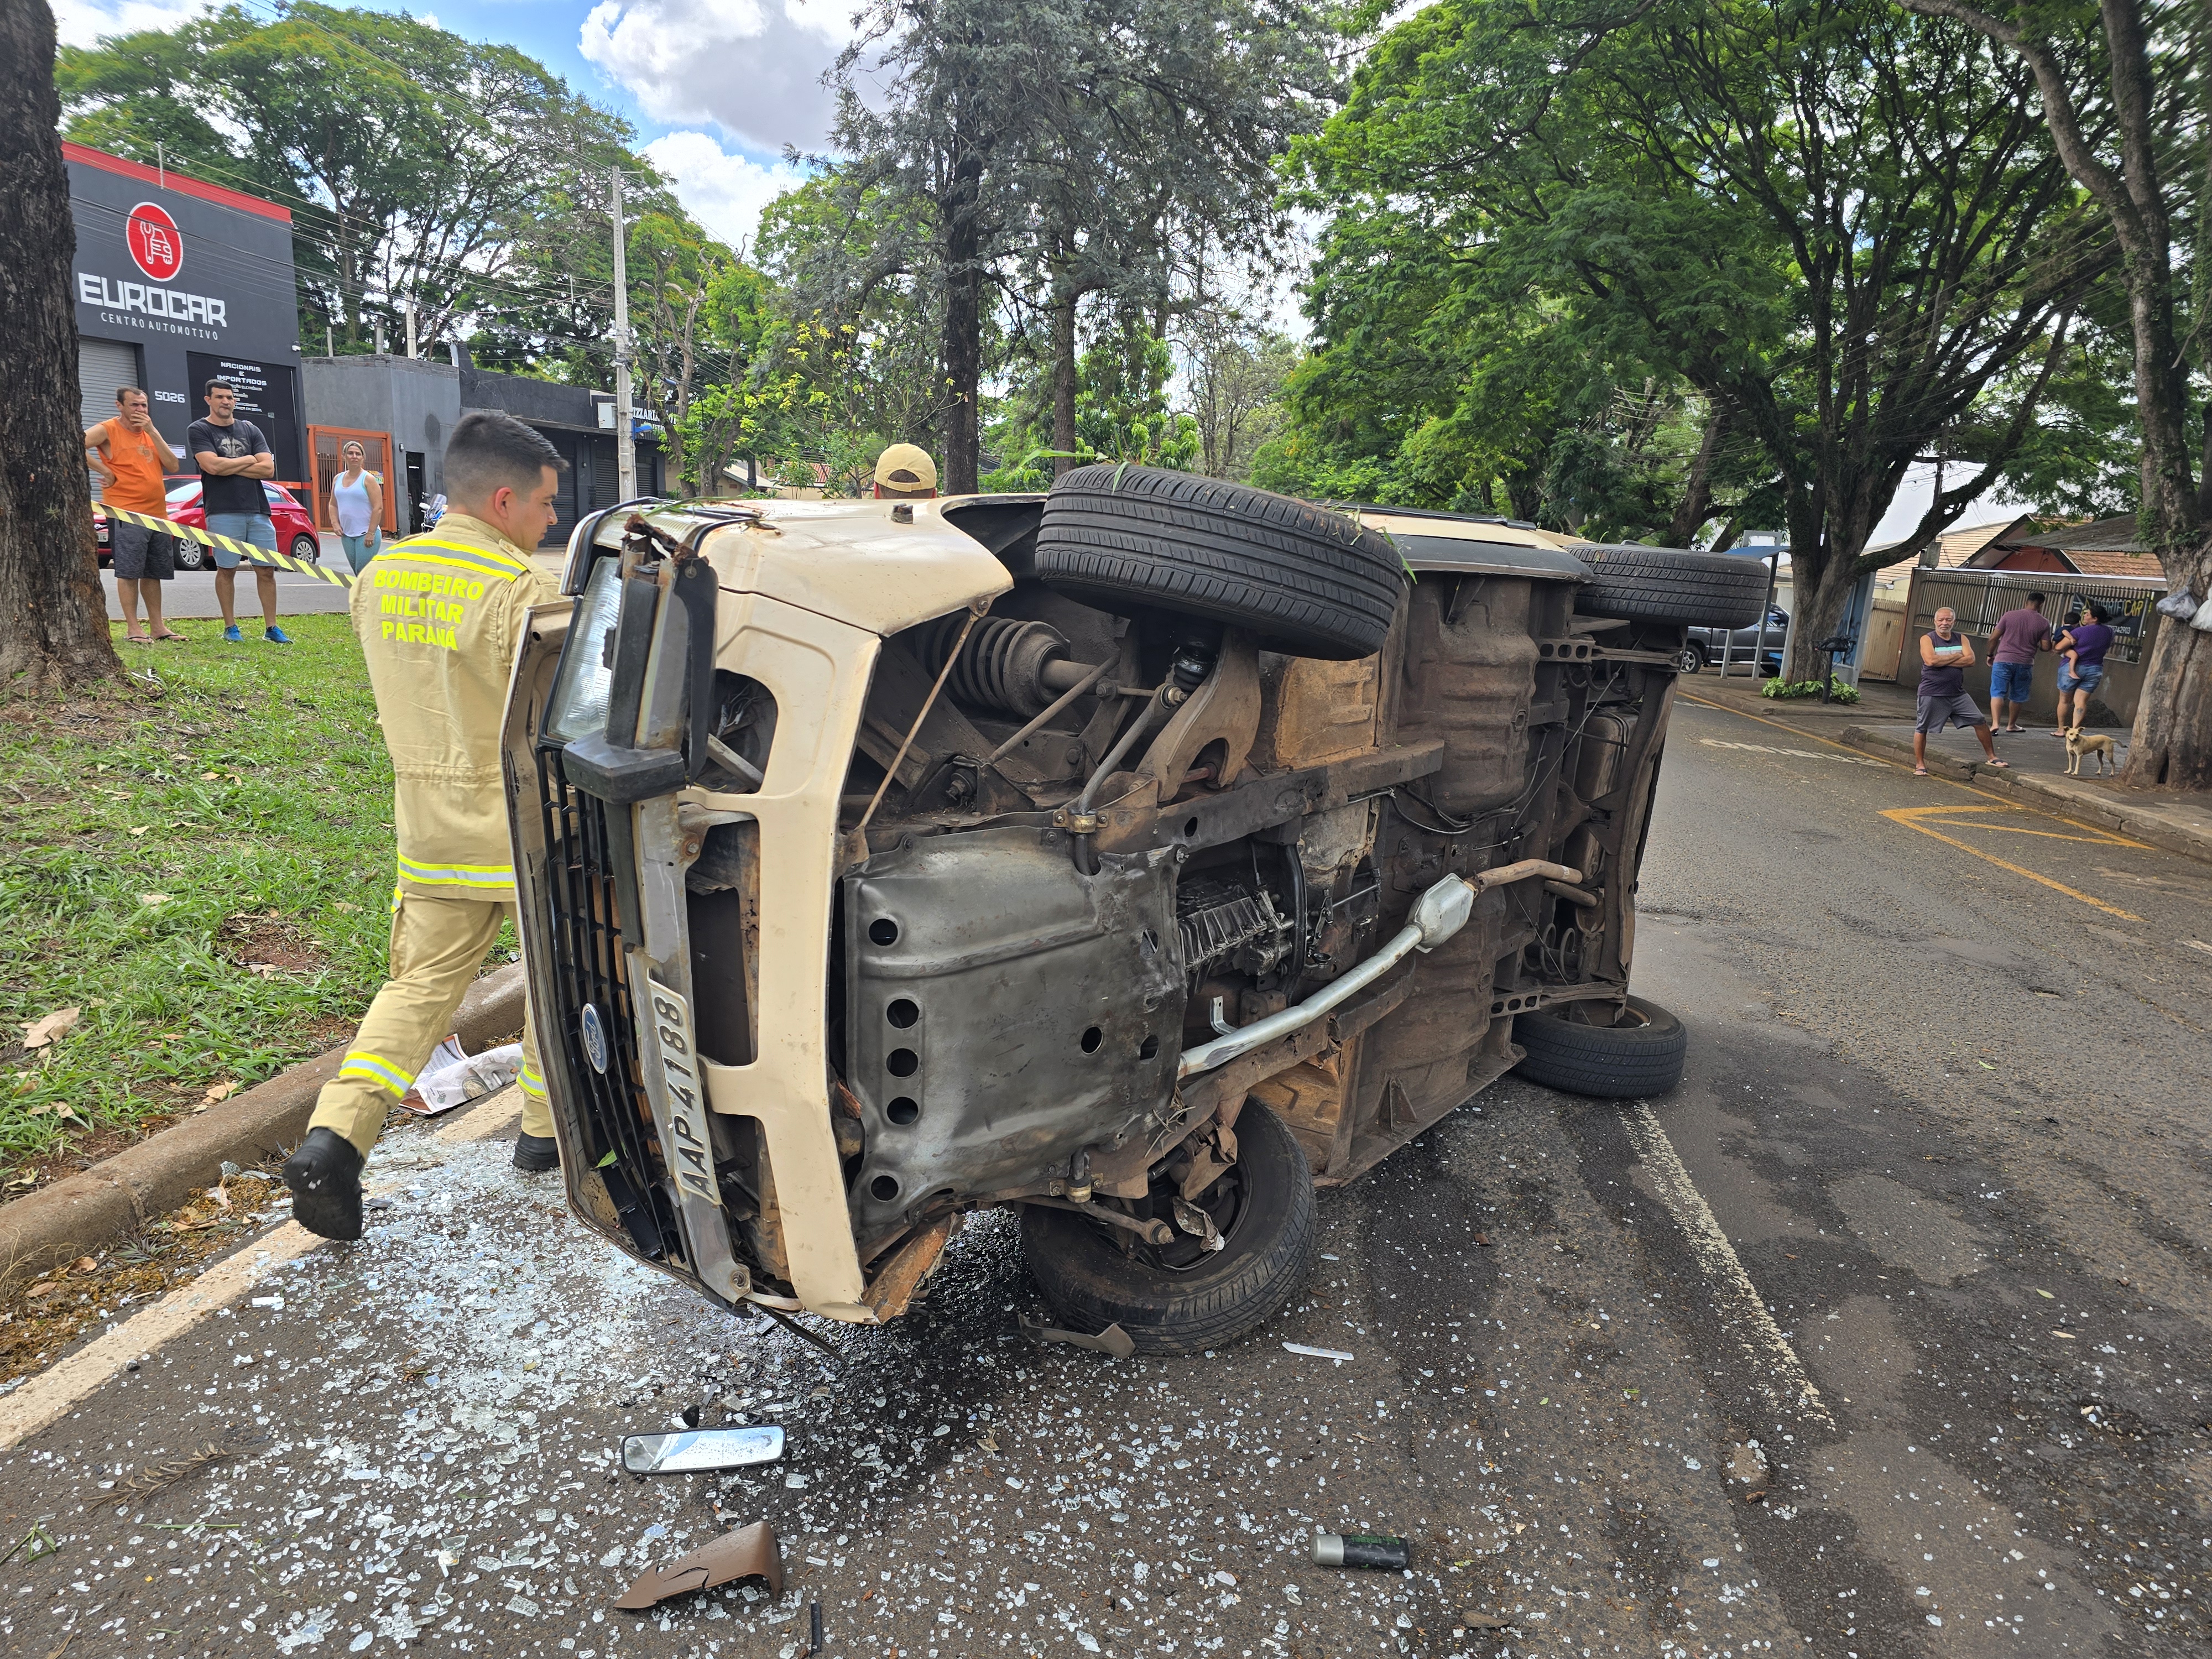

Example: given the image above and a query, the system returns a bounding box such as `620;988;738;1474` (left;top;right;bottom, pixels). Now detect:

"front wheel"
1671;643;1705;675
175;536;206;571
1020;1101;1316;1355
291;535;321;566
1513;995;1687;1098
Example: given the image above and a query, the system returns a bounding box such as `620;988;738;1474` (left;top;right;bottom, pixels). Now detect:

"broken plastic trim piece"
615;1520;784;1609
620;1426;785;1475
1018;1313;1138;1358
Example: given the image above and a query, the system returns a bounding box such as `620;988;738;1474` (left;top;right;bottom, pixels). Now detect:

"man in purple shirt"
1985;591;2051;733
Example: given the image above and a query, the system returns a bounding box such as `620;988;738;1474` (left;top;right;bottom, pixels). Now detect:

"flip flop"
121;634;153;645
150;632;187;642
1913;765;1929;776
1986;759;2010;768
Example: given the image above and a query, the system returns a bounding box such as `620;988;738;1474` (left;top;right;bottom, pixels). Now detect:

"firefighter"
872;442;938;498
283;411;567;1240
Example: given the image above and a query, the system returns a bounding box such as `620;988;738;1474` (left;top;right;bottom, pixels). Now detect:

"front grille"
536;745;677;1263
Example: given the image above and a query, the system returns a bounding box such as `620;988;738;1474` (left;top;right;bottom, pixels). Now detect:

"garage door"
76;337;140;504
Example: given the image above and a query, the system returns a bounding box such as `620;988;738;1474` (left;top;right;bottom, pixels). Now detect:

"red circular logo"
126;202;184;282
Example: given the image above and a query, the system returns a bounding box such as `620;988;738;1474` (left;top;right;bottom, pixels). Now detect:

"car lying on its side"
499;472;1769;1352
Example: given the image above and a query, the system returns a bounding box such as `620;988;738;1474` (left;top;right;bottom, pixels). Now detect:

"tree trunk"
2121;537;2212;789
938;159;984;495
0;0;120;693
1782;546;1860;686
1050;278;1078;478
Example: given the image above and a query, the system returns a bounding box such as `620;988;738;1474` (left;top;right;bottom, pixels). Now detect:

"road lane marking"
1620;1102;1835;1431
0;1091;524;1450
1678;692;2142;842
1697;737;1888;767
1878;806;2144;922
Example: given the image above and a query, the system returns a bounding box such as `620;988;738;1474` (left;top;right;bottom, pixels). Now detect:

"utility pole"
405;302;418;359
611;166;637;501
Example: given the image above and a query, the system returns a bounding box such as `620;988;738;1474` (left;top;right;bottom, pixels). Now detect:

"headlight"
544;554;624;743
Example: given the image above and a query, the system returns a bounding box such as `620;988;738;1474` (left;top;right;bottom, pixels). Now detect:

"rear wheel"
1513;995;1687;1098
290;535;321;566
175;536;206;572
1036;465;1405;659
1021;1101;1317;1355
1670;642;1705;674
1569;544;1770;630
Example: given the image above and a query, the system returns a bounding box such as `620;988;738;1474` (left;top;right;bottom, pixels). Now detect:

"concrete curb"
1837;724;2212;867
0;965;526;1298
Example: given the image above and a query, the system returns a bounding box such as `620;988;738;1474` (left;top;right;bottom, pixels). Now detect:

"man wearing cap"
874;442;938;499
281;410;565;1240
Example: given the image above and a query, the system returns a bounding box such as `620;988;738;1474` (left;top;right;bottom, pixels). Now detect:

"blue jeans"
205;512;276;569
341;530;382;572
1989;660;2034;704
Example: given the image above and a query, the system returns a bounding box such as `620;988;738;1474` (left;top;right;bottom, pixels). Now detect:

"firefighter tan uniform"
307;512;559;1156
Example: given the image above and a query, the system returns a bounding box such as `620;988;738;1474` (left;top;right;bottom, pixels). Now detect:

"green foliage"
0;619;405;1176
983;324;1198;489
1760;676;1860;704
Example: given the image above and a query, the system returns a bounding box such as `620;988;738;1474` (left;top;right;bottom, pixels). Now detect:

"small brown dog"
2065;724;2116;776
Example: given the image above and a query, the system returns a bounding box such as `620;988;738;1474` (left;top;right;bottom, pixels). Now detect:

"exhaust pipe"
1176;859;1582;1081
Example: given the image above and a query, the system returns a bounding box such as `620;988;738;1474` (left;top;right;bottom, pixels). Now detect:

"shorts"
205;512;276;569
109;518;175;581
2057;663;2104;693
1989;660;2034;703
1916;692;1989;733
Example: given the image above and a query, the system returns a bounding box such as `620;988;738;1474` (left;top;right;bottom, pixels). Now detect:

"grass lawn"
0;615;493;1187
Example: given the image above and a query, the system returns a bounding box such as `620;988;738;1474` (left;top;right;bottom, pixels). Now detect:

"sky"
53;0;835;252
49;0;2043;540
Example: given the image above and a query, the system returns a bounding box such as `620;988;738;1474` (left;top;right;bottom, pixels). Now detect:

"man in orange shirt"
85;386;186;644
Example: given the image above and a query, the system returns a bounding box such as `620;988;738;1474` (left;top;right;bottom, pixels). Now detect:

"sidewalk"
1675;668;2212;867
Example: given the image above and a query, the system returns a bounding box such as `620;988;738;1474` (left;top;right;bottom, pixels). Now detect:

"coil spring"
919;614;1070;717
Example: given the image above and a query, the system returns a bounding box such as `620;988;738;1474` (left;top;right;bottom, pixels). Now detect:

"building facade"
302;353;663;542
66;142;306;494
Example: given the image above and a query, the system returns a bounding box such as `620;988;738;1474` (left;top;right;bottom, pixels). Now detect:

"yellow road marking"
1679;693;2151;921
1878;806;2143;921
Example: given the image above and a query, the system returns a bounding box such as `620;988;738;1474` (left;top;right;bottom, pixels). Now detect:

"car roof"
1343;505;1589;582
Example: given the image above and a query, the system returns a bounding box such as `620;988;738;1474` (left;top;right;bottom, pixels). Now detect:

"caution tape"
102;505;353;589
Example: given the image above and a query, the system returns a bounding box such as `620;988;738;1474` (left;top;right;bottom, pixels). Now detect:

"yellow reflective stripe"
340;1052;413;1096
397;854;515;887
518;1065;546;1100
384;536;530;576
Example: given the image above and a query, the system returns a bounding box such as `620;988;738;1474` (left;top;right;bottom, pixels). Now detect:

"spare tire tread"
1568;544;1771;630
1038;466;1405;659
1512;994;1687;1099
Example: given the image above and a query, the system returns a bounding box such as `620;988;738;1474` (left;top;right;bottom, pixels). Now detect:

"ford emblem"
580;1003;610;1074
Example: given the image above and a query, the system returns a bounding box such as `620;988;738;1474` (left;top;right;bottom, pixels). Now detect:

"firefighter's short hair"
445;410;567;504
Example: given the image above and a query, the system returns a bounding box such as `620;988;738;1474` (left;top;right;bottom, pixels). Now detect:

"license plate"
643;978;720;1209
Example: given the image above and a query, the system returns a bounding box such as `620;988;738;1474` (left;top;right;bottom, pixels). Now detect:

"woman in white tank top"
331;441;384;573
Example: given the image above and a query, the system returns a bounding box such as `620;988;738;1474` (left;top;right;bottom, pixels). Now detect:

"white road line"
1621;1100;1835;1431
0;1092;524;1451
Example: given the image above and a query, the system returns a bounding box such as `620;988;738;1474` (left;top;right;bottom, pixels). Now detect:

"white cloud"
53;0;210;46
580;0;851;153
644;130;806;253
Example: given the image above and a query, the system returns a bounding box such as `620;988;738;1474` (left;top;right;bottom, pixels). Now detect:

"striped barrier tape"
102;505;353;589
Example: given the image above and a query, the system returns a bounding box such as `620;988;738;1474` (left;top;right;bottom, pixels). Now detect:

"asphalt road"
3;691;2208;1658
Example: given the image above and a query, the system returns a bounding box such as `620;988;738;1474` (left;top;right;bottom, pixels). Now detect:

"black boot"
513;1132;560;1173
283;1128;364;1241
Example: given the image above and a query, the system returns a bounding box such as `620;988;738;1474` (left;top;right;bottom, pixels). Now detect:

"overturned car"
500;468;1768;1352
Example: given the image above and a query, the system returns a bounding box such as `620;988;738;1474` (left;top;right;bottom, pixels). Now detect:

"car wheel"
1670;643;1704;675
1035;465;1405;659
1567;544;1771;630
174;536;206;571
291;535;320;566
1020;1100;1317;1355
1512;995;1687;1098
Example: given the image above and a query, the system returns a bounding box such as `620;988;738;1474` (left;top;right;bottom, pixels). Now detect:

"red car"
93;479;322;570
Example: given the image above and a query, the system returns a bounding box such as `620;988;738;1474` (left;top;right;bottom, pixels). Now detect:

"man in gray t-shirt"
187;378;291;644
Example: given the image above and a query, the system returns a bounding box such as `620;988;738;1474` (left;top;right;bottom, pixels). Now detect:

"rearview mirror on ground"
619;1426;785;1475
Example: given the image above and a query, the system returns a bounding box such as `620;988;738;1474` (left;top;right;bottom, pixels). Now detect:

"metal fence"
1909;567;2166;665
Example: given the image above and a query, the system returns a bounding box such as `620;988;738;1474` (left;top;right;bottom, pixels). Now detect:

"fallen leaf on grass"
27;1281;65;1300
25;1101;85;1122
139;894;171;908
201;1081;238;1105
22;1008;81;1049
245;963;280;978
332;900;361;914
128;826;150;837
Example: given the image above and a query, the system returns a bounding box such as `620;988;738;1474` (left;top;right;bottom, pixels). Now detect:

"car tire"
291;535;320;566
1568;544;1771;630
1035;464;1405;659
174;536;206;572
1020;1100;1317;1355
1512;995;1687;1098
1670;643;1705;674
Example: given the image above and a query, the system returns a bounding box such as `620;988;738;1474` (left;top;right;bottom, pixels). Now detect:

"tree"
1286;0;2114;680
1179;309;1298;482
60;4;639;351
1;0;119;692
1897;0;2210;789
